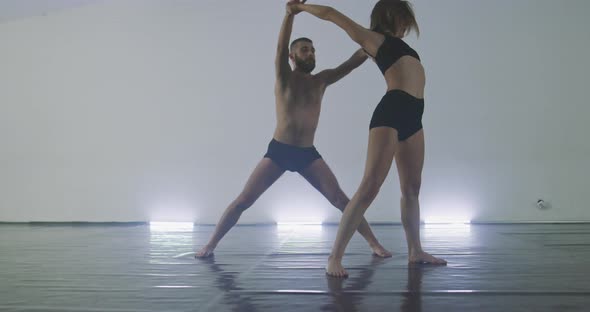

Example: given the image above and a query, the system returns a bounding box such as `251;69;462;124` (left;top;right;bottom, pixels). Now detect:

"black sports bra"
366;35;420;74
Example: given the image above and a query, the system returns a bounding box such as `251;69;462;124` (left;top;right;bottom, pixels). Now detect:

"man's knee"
328;191;349;210
233;195;257;212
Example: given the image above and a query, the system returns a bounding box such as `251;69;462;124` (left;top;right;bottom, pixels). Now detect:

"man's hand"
286;0;307;16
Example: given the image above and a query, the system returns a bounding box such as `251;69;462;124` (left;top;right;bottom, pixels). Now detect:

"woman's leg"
395;130;446;265
326;127;398;277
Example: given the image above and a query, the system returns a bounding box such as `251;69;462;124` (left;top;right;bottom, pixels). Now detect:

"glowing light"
424;219;472;225
422;194;475;226
276;221;324;246
276;221;323;226
149;221;194;232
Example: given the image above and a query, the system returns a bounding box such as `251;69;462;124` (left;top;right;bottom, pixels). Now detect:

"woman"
289;0;447;277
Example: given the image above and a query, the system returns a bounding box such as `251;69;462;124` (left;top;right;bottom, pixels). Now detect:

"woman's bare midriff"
382;56;425;99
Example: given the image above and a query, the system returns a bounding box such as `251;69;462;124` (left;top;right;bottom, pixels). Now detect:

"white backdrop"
0;0;588;223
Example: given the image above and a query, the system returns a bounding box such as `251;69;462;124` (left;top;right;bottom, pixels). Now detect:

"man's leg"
196;158;285;258
299;158;392;258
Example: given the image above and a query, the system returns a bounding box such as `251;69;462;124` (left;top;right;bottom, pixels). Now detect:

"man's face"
290;41;316;73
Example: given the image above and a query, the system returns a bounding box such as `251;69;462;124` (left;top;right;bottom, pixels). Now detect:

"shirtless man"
195;1;391;259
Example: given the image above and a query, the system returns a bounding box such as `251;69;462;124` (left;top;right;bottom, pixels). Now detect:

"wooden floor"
1;223;589;311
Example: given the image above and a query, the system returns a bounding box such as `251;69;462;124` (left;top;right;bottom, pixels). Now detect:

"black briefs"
264;139;322;172
369;89;424;141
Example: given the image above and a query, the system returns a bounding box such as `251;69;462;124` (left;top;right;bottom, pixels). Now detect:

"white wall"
0;0;588;223
0;0;103;24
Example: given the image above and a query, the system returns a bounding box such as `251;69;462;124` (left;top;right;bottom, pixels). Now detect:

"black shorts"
263;139;322;172
369;89;425;141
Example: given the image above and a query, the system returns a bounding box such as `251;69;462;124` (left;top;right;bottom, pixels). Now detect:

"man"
195;1;391;258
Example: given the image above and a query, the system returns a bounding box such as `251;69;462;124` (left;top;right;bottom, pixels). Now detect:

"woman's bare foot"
409;250;447;265
371;243;393;258
195;245;215;259
325;255;348;278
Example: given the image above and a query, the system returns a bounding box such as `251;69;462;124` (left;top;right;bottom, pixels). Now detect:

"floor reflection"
200;256;261;312
400;265;425;312
322;257;386;312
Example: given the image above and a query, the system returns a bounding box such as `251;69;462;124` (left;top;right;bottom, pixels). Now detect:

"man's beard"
295;56;316;73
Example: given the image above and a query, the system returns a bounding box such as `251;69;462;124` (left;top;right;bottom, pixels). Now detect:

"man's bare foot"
409;250;447;265
325;255;348;278
371;243;393;258
195;245;215;259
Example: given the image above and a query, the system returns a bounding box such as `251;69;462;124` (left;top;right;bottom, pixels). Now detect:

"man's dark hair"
290;37;313;51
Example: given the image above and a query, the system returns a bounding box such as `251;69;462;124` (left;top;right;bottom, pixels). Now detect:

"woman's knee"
400;180;421;199
357;180;382;204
